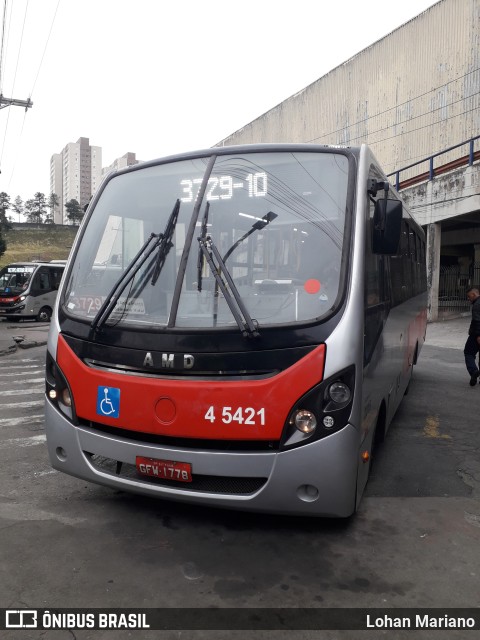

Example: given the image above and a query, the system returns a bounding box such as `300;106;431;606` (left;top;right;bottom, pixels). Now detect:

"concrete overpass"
390;136;480;321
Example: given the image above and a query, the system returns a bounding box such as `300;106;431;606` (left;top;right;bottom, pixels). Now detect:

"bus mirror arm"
367;178;389;201
368;179;390;233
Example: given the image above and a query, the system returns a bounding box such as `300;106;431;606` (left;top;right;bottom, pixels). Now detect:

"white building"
50;137;102;224
50;143;140;224
218;0;479;180
216;0;480;319
102;152;140;179
49;153;63;223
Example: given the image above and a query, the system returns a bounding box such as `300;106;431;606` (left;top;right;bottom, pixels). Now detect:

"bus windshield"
63;150;350;330
0;265;35;295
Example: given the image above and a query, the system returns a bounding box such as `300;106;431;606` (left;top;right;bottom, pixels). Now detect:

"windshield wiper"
151;199;180;285
196;202;210;292
89;200;181;337
223;211;277;263
198;234;259;338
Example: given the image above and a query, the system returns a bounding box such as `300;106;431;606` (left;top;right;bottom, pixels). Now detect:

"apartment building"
50;137;102;224
50;140;140;225
102;152;139;178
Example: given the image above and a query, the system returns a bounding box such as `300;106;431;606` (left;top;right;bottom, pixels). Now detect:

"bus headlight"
328;381;351;404
292;410;317;434
281;366;355;450
61;388;72;407
323;415;335;428
45;350;77;423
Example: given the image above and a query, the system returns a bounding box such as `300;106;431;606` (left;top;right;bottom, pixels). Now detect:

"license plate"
136;456;192;483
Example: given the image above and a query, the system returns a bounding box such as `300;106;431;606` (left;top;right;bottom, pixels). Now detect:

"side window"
33;269;51;291
51;268;64;290
401;222;412;300
364;166;388;365
365;168;386;308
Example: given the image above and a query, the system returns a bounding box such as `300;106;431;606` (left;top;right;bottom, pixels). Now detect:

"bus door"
28;266;63;319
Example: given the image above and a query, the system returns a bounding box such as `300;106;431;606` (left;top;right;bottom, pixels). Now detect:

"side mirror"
372;199;402;255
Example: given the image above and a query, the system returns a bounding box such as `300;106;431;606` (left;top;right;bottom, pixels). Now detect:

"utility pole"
0;95;33;111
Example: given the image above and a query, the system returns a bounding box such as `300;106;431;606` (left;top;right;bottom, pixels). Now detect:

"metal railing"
387;135;480;191
438;263;480;312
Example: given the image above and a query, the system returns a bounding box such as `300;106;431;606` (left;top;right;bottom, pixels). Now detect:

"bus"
0;261;66;322
44;144;427;517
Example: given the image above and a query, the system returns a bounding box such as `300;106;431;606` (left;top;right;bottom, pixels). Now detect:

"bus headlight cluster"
61;388;72;407
45;351;76;422
328;381;351;404
323;415;335;428
281;367;355;450
292;409;317;434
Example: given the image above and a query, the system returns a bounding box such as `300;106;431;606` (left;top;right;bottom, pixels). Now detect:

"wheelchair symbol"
96;386;120;418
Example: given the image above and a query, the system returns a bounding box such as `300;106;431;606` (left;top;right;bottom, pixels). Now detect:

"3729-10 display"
180;172;268;202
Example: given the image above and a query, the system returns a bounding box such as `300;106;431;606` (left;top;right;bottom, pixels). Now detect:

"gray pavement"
425;313;470;350
0;315;472;356
0;320;50;355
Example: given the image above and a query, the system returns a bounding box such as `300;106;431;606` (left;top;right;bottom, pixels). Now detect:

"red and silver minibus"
45;144;426;517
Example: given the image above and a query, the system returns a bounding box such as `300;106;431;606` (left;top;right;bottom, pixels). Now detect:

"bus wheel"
37;307;52;322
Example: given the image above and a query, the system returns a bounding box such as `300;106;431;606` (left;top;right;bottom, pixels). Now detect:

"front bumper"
45;399;359;517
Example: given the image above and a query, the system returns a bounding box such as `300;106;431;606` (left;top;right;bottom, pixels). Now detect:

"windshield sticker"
304;279;321;294
69;296;145;315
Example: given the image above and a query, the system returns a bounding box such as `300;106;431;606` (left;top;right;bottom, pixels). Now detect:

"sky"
0;0;440;209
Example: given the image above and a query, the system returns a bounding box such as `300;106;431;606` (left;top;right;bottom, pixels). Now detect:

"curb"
0;339;48;356
17;340;48;350
0;344;17;356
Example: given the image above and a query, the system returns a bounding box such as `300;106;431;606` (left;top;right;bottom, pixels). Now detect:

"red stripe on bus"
57;336;326;441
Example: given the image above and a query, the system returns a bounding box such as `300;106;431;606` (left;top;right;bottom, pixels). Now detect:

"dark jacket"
469;296;480;336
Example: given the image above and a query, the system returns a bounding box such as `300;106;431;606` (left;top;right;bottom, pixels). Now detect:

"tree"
0;230;5;260
0;191;12;231
46;192;60;224
25;192;47;224
65;198;84;225
12;196;24;222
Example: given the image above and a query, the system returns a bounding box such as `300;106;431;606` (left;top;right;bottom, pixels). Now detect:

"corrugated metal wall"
217;0;480;176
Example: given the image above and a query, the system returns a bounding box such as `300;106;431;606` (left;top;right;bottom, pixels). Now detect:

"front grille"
79;419;280;451
87;453;267;495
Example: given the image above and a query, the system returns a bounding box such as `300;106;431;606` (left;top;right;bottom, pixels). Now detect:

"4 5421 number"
204;406;265;426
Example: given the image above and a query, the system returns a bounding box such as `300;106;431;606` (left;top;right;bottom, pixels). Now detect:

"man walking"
464;286;480;386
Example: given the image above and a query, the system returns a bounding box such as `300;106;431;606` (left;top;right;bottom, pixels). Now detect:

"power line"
372;104;480;169
9;0;29;95
0;0;7;94
305;66;480;145
340;92;479;149
29;0;60;99
0;0;29;167
409;191;480;209
0;0;60;192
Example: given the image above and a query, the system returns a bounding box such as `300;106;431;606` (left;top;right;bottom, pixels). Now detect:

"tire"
37;307;52;322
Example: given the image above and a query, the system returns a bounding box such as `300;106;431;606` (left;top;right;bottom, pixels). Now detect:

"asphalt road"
0;319;479;640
